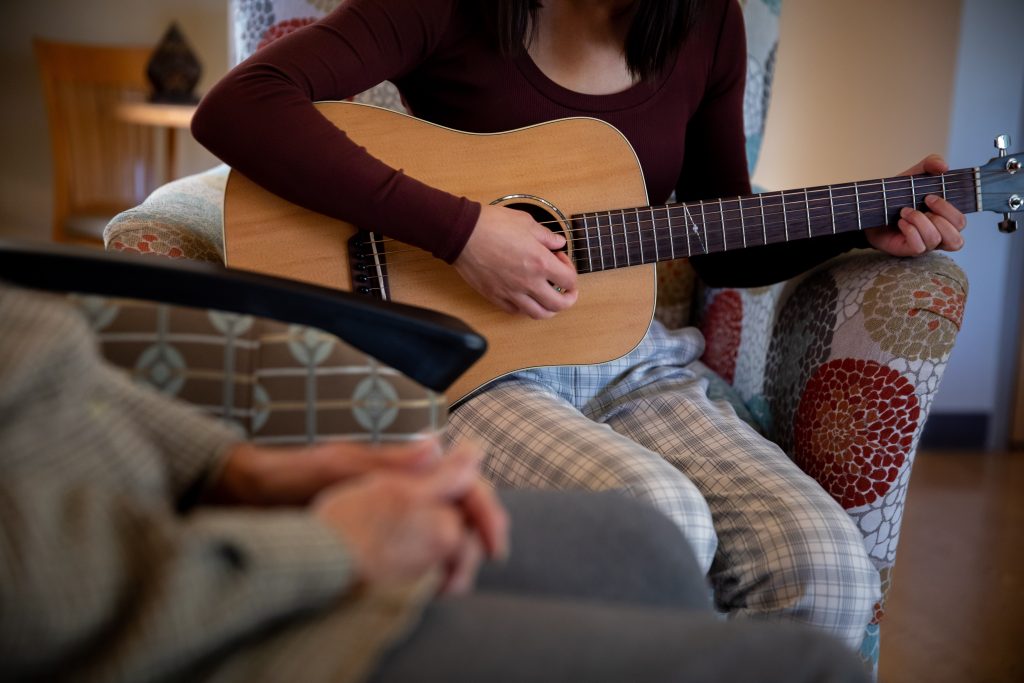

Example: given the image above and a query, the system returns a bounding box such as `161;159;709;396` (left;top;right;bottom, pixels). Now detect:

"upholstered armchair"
103;0;967;671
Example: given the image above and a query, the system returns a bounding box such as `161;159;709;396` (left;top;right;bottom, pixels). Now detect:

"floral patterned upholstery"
230;0;405;112
102;0;968;671
105;166;227;261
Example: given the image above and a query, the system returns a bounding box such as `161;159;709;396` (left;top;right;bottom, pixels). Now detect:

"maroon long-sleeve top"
193;0;865;287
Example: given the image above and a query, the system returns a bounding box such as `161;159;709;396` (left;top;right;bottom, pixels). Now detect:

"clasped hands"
454;155;968;319
206;437;509;594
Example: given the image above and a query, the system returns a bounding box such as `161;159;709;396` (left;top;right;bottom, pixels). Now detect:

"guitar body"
224;101;655;403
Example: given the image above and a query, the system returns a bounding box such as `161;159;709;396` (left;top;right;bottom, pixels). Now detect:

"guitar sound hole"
505;202;566;253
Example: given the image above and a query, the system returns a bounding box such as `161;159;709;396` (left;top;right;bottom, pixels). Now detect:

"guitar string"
353;182;967;292
354;171;990;253
354;194;983;286
354;187;982;262
357;173;977;247
358;188;982;265
355;168;982;244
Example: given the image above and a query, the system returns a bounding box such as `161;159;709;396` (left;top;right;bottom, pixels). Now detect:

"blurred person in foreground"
0;283;867;683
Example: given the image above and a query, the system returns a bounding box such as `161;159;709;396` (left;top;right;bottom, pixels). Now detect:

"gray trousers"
368;490;869;683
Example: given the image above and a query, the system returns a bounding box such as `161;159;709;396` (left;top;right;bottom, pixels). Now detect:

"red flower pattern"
700;290;742;383
793;359;920;509
907;277;966;331
112;236;181;258
110;231;209;261
258;18;318;51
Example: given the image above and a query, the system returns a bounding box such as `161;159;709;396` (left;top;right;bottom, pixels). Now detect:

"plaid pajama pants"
446;321;879;649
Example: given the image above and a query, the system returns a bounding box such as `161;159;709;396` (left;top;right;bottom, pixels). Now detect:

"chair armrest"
700;248;967;549
104;165;229;263
0;240;486;394
698;249;967;633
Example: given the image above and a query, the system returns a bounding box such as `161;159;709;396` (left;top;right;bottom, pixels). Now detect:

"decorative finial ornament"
146;22;202;104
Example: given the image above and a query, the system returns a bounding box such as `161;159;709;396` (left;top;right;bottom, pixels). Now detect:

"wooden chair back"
34;39;161;244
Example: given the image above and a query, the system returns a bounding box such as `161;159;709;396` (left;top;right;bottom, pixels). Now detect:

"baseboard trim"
919;412;989;450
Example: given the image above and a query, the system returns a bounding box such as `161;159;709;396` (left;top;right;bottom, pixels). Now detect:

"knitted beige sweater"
0;284;430;683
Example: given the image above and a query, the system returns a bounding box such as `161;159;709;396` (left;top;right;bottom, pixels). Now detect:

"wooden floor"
879;449;1024;683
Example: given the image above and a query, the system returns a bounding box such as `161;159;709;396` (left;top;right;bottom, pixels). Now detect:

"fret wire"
719;198;727;250
628;208;642;264
910;175;916;210
685;204;704;254
739;197;747;248
588;216;596;270
828;185;836;234
882;179;889;221
803;188;812;238
700;201;708;250
583;215;593;272
782;191;790;241
759;194;767;245
589;218;598;274
602;211;610;268
855;182;862;229
617;211;628;266
682;205;692;256
941;173;947;199
663;206;673;260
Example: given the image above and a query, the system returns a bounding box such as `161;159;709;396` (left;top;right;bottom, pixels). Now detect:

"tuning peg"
996;134;1012;157
999;215;1018;233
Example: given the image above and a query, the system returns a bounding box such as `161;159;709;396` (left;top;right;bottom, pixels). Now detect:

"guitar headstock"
979;134;1022;233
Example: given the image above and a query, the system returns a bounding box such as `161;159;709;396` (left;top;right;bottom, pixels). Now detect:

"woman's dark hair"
469;0;706;82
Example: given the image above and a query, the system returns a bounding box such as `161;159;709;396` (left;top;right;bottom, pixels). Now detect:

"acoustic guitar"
223;101;1020;404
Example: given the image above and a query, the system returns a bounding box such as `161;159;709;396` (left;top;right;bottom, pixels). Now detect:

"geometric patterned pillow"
69;295;446;443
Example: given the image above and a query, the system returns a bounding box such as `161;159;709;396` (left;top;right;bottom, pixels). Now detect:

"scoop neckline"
512;49;675;112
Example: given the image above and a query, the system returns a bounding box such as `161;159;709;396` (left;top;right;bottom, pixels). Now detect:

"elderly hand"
313;441;510;593
207;436;442;507
865;154;968;256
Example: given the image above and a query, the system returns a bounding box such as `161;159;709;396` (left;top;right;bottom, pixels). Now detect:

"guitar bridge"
348;231;390;300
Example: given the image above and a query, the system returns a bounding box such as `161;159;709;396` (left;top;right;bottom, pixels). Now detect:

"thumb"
921;153;949;175
368;437;442;470
901;154;947;177
418;443;482;501
535;226;566;250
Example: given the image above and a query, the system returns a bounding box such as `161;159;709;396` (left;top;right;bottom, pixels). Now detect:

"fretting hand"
454;204;578;319
865;154;968;256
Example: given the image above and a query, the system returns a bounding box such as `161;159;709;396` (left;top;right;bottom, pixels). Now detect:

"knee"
771;517;880;648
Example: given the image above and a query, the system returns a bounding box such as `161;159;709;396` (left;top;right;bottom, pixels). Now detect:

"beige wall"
0;0;228;241
2;1;963;241
753;0;962;190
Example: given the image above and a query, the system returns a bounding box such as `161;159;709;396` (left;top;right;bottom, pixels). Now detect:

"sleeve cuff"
435;198;481;264
187;509;358;611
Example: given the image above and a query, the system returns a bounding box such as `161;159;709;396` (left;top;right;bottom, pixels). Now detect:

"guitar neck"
571;167;980;273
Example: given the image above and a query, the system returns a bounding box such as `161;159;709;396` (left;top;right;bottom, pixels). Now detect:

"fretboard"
571;168;979;274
